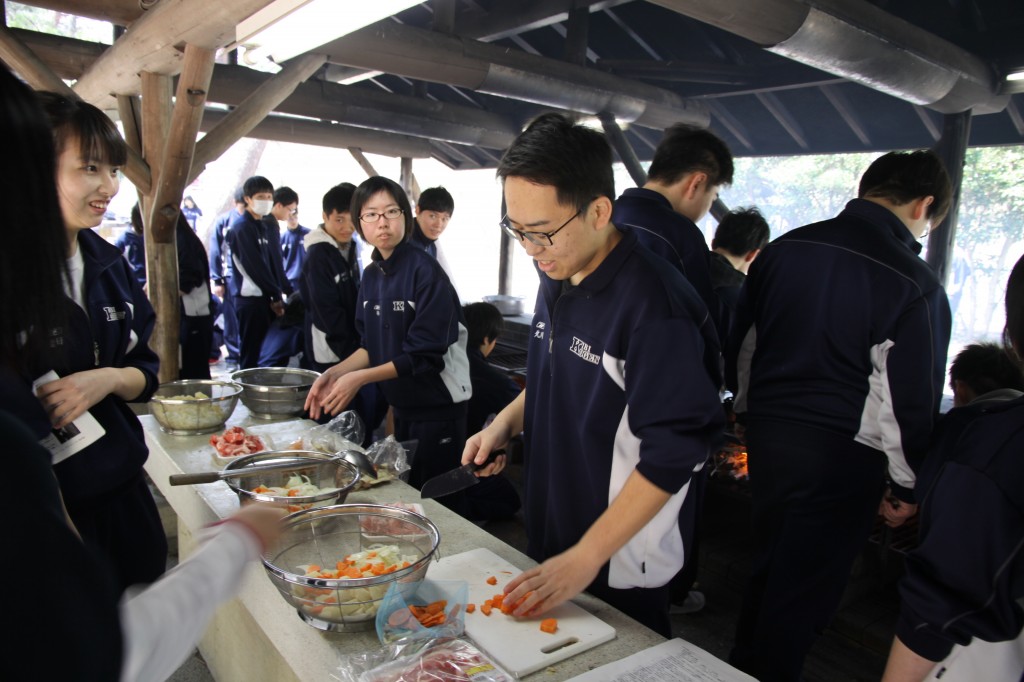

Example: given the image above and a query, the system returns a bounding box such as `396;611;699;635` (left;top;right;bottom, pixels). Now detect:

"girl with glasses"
306;176;473;513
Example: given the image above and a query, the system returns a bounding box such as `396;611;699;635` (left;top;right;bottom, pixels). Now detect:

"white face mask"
252;199;274;216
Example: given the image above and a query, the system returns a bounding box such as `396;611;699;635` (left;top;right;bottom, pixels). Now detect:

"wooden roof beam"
189;52;327;184
706;99;754;152
0;25;151;192
199;109;438;158
72;0;275;106
454;0;633;42
349;148;379;177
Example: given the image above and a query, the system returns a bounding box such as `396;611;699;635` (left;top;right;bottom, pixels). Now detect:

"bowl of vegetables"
149;379;243;435
262;504;441;632
230;367;320;419
223;450;360;512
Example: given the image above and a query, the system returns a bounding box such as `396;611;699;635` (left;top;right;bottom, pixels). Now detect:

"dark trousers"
729;420;886;682
181;313;213;380
65;472;168;595
394;407;468;514
234;296;273;370
587;578;672;638
221;290;240;362
258;319;303;367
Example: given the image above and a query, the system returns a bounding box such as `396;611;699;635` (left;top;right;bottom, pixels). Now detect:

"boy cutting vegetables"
462;114;723;637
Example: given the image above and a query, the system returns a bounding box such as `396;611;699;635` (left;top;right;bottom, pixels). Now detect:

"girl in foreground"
0;64;284;682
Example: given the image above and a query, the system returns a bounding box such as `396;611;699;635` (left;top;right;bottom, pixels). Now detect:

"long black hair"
0;66;69;367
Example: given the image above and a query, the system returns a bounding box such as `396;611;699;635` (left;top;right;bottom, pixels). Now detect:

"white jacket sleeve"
118;521;261;682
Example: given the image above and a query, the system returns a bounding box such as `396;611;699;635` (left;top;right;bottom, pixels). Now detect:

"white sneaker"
669;590;706;615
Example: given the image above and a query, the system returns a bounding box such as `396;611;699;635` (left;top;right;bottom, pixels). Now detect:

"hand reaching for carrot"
500;544;602;618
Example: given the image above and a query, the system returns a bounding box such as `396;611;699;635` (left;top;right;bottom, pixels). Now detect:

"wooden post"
146;44;216;382
117;94;143;156
0;25;151;192
400;157;414;201
139;73;173;382
189;52;327;185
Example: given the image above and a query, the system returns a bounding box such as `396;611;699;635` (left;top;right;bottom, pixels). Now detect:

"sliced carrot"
465;603;476;613
408;600;449;628
480;602;493;616
540;618;558;634
486;575;498;585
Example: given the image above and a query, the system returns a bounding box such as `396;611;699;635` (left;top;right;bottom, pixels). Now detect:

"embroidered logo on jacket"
103;306;126;322
534;321;545;340
569;336;600;364
393;301;405;312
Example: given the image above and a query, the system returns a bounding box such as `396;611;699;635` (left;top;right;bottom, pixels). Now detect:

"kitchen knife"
420;450;503;499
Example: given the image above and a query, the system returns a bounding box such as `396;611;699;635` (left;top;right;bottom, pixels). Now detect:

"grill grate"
487;346;528;371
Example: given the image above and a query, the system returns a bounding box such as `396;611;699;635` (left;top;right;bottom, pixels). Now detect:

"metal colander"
262;504;441;632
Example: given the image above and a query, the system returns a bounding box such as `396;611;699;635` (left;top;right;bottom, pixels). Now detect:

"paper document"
33;370;106;464
565;638;756;682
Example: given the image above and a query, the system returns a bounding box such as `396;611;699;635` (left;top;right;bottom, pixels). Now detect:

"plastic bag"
347;637;513;682
376;580;467;644
354;436;412;489
293;411;365;455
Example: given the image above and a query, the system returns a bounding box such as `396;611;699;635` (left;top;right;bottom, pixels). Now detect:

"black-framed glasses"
500;207;582;246
360;207;404;223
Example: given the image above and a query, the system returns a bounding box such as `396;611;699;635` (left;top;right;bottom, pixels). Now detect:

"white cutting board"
427;548;616;677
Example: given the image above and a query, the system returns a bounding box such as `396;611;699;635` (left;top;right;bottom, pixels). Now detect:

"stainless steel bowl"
149;379;243;435
224;450;360;511
230;367;320;419
262;504;441;632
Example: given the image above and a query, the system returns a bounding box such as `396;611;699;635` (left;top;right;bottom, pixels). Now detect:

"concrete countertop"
142;408;665;682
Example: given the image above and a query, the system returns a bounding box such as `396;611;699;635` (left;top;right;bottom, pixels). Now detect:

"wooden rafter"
0;25;151;192
706;99;754;152
72;0;275;106
189;52;327;184
820;83;871;146
755;91;809;150
349;148;379;177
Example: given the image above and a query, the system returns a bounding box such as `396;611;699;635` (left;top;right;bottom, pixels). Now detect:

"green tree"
5;2;111;43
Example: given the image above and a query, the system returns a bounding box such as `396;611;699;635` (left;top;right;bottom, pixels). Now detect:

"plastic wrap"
333;637;513;682
376;580;467;643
